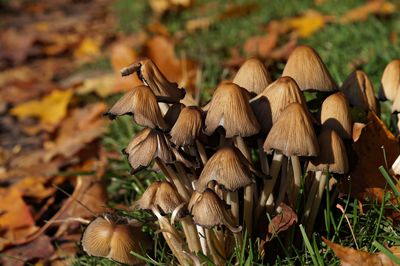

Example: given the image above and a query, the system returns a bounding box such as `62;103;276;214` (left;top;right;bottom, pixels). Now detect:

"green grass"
74;0;400;265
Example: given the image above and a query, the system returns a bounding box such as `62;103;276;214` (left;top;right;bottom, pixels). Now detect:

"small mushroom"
340;70;379;114
81;214;151;266
105;85;167;129
250;76;307;134
120;59;186;102
170;106;203;147
378;59;400;101
232;58;272;94
320;92;353;139
282;45;337;92
204;82;260;138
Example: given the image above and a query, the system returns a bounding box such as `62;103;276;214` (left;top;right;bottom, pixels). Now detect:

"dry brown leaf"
0;28;35;65
266;203;298;241
145;35;197;94
10;89;73;127
13;176;55;200
340;1;396;24
44;103;108;162
339;112;400;202
0;235;55;266
244;32;279;58
323;237;399;266
73;37;102;59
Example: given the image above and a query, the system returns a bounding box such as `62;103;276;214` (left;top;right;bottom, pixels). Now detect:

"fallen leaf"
266;203;298;241
10;89;73;126
0;28;35;65
340;1;396;24
244;32;279;58
44;103;107;162
75;73;116;97
73;37;102;59
284;10;332;38
149;0;193;15
145;35;197;94
13;176;55;200
0;235;54;266
339;112;400;202
323;237;399;266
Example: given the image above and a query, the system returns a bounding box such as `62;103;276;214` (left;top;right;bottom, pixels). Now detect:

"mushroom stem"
276;157;289;211
258;139;269;174
155;158;190;201
227;191;240;225
180;216;202;253
306;170;329;236
302;171;322;223
175;163;194;194
257;152;284;217
290;155;302;206
205;229;225;266
196;140;208;165
234;136;254;236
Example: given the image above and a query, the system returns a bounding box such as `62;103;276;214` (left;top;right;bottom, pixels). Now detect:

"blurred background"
0;0;399;265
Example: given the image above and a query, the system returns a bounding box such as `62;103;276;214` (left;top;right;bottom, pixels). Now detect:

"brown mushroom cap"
264;103;319;157
282;45;337;92
204;82;260;138
195;146;254;192
251;76;307;134
190;189;240;232
320;92;352;139
340;70;379;114
170;106;203;146
379;59;400;101
232;58;272;94
307;129;349;174
81;214;151;266
124;128;173;171
121;59;185;101
133;181;186;216
105;85;167;129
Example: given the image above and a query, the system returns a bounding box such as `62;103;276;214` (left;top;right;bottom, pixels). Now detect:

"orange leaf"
340;1;396;24
323;237;398;266
283;10;332;38
339;112;400;202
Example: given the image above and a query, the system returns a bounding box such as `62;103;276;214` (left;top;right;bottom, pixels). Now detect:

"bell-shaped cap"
204;82;260;138
195;146;254;192
133;181;186;216
232;58;272;94
170;106;203;146
251;76;307;134
320;92;352;139
264;103;318;157
189;189;241;232
340;70;379;114
308;129;349;174
123;128;173;171
379;59;400;101
81;214;151;266
121;59;185;102
105;85;167;129
282;45;337;92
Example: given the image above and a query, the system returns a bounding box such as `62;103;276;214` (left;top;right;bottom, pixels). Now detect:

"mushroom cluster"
81;47;398;265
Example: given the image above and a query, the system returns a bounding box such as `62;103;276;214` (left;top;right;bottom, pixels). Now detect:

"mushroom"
120;59;185;102
189;189;241;265
195;146;257;224
340;70;379;115
204;82;260;234
259;103;318;213
123;128;191;201
81;214;151;266
378;59;400;101
232;58;272;94
320;92;353;139
132;181;201;253
170;106;208;165
282;45;337;92
104;85;167;130
305;128;349;235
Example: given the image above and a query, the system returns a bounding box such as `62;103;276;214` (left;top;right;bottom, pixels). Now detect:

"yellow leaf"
11;89;73;125
286;10;327;38
73;37;101;58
